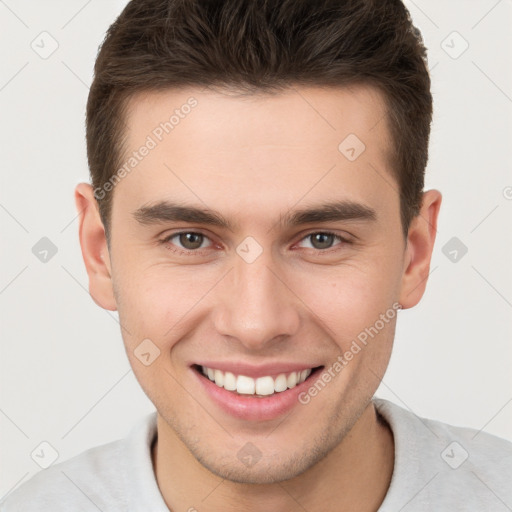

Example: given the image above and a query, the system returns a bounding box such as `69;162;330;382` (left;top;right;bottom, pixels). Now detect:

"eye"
297;231;350;251
159;230;351;255
161;231;213;252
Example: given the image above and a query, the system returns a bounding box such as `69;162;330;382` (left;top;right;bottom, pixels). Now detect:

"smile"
199;365;315;397
191;362;325;420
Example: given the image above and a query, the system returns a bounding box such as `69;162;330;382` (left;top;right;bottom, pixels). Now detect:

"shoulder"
374;396;512;465
0;413;158;512
0;439;126;511
374;397;512;510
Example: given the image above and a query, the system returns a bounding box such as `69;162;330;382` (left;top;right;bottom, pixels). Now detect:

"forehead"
124;84;391;155
114;84;397;230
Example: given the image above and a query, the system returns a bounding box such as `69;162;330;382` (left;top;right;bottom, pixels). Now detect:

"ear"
74;183;117;311
399;189;442;309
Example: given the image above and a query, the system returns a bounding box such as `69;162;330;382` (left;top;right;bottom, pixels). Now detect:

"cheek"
114;269;196;404
292;259;400;348
297;266;399;396
114;265;217;350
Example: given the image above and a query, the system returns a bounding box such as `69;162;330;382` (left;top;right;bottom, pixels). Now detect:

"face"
78;84;439;484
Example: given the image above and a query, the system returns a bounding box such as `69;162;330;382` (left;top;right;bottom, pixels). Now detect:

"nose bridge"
213;248;300;348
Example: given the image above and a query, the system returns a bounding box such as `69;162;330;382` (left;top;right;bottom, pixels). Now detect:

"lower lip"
192;366;323;421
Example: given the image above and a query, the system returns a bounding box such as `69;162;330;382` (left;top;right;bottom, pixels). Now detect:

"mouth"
192;364;324;398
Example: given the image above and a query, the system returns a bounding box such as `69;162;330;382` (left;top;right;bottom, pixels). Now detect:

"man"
2;0;511;510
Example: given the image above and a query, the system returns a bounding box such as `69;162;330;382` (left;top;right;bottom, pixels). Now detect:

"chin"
192;444;327;485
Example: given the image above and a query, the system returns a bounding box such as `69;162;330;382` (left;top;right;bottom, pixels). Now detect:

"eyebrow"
132;200;377;230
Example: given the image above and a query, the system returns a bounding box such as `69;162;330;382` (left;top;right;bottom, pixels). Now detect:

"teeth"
274;374;288;392
300;369;311;382
236;375;255;394
287;372;297;388
255;376;275;396
214;369;224;387
223;371;237;391
200;365;314;396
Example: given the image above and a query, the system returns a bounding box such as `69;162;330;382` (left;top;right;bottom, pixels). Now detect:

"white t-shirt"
1;398;511;511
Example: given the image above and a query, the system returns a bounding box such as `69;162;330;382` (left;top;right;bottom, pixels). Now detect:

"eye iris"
179;233;203;250
311;233;334;249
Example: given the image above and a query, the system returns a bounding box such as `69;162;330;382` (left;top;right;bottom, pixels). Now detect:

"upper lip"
192;361;322;379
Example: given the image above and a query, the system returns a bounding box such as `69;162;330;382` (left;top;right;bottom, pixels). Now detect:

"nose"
212;250;301;351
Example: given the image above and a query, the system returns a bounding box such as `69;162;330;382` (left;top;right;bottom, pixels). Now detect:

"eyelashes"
159;230;352;256
296;231;350;251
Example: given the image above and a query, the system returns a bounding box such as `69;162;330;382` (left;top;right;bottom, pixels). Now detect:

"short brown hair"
86;0;432;243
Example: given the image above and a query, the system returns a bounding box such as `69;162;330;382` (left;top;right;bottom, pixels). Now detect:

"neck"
152;401;394;512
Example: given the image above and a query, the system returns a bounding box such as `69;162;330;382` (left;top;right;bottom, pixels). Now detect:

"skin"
75;84;441;511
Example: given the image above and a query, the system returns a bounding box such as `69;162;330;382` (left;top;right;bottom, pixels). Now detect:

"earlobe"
398;189;442;310
74;183;117;311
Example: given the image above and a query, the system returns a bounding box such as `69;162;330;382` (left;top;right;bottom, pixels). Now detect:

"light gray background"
1;0;511;498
